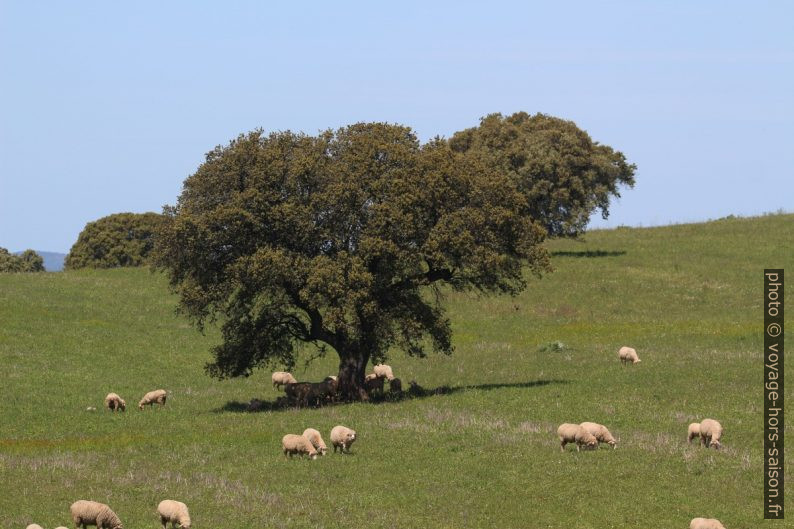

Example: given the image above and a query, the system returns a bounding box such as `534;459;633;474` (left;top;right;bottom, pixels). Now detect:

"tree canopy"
155;116;635;399
0;248;45;273
449;112;636;237
65;212;164;270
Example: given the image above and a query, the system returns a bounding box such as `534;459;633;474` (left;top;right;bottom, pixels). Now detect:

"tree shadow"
551;250;626;258
213;378;567;413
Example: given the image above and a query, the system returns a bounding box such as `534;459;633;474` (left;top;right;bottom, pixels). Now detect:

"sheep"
138;389;167;410
687;422;701;443
302;428;328;456
699;418;723;450
364;375;384;397
282;434;318;459
330;425;357;453
579;422;618;449
389;378;402;393
618;346;641;364
25;524;43;529
157;499;191;529
55;526;69;529
104;393;126;412
557;423;588;452
572;425;599;451
284;382;311;406
373;363;395;380
70;500;123;529
690;518;726;529
272;371;298;390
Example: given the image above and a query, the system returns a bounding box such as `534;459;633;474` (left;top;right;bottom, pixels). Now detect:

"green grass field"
1;214;791;529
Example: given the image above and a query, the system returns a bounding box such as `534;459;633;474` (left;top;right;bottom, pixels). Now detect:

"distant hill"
13;250;67;272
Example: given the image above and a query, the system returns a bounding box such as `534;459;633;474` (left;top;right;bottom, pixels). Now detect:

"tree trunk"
337;349;370;401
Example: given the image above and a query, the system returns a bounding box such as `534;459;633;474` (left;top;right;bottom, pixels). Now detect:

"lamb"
157;499;191;529
699;418;723;450
373;363;395;380
687;422;701;443
70;500;123;529
282;433;318;459
25;524;43;529
272;371;298;389
330;425;357;453
618;346;641;364
690;518;726;529
138;389;167;410
104;393;126;412
579;422;617;449
302;428;328;455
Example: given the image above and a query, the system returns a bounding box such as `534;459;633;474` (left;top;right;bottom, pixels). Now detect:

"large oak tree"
155;118;634;399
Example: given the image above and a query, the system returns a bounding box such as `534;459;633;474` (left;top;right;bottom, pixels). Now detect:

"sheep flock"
31;348;729;528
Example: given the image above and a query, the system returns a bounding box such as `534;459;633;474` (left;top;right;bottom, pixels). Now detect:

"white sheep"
282;434;318;459
138;389;167;410
70;500;123;529
687;422;701;443
330;425;357;453
690;517;726;529
272;371;298;389
373;364;395;380
618;346;641;364
157;499;191;529
25;524;43;529
557;423;597;451
579;422;617;449
55;526;69;529
302;428;328;456
699;418;723;450
104;393;126;412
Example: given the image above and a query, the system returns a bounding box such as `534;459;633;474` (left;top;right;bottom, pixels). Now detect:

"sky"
1;1;792;253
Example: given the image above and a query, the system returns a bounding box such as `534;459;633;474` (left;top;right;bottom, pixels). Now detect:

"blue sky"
1;1;792;253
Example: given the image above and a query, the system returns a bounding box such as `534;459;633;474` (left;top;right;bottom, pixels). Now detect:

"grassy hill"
1;214;791;529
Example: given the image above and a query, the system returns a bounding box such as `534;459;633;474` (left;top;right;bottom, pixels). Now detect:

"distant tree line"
0;248;45;273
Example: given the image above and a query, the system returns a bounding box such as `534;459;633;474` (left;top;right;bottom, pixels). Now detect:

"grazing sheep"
330;425;357;453
25;524;43;529
104;393;126;412
557;423;581;451
699;418;723;450
389;378;402;393
364;375;384;396
579;422;617;449
303;428;328;455
285;382;312;406
687;422;701;443
272;371;298;390
138;389;167;410
373;363;395;380
157;499;191;529
618;346;641;364
70;500;123;529
573;425;599;451
282;434;318;459
690;518;726;529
